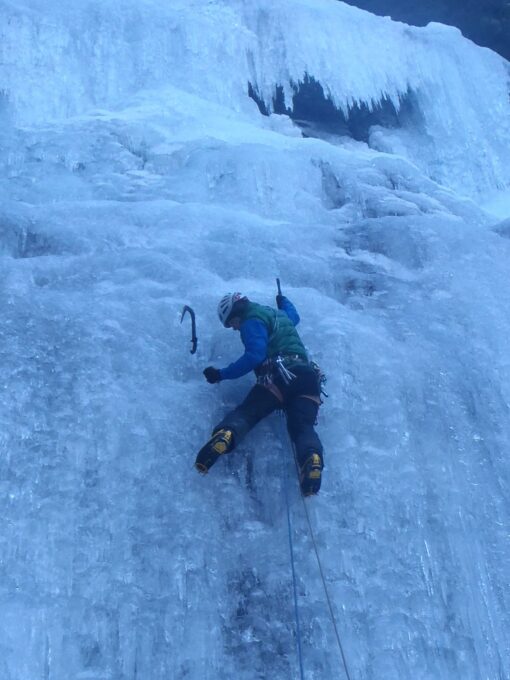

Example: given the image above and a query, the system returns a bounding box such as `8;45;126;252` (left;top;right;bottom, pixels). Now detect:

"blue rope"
282;442;306;680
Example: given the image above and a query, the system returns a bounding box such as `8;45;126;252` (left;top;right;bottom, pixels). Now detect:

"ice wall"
243;0;510;196
1;0;510;196
1;1;510;679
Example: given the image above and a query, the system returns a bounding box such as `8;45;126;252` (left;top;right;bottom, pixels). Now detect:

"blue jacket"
219;297;300;381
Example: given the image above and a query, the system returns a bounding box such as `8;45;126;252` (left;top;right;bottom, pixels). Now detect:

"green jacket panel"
242;302;308;360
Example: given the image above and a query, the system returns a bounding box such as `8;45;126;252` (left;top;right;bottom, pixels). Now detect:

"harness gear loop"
275;355;297;384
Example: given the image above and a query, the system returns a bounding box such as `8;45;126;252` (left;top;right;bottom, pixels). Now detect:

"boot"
299;452;323;496
195;429;234;474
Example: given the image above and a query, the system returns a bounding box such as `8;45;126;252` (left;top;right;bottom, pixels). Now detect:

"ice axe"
180;305;198;354
276;277;283;305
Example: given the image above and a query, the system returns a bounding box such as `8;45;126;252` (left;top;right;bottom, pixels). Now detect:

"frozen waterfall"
1;1;509;678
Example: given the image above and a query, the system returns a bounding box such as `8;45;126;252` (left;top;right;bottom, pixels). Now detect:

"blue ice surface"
0;1;509;678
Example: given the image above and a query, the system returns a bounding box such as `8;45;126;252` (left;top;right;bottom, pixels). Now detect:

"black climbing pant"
214;364;324;468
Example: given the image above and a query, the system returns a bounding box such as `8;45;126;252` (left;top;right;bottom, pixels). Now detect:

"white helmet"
217;292;245;327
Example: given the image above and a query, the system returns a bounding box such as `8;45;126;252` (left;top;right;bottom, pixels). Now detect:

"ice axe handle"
276;278;282;296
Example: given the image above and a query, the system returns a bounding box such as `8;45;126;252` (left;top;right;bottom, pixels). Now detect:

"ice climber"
195;292;324;496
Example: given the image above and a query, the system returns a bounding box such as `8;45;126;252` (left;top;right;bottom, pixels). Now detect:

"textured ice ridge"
1;0;509;195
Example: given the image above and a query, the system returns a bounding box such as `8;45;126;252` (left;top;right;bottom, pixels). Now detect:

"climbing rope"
281;416;353;680
282;441;306;680
297;471;353;680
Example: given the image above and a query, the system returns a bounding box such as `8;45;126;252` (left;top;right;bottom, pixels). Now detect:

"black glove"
276;294;285;309
203;366;221;384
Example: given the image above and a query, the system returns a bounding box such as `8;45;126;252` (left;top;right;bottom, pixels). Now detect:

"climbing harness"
275;355;297;384
310;360;329;399
180;305;198;354
281;417;353;680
